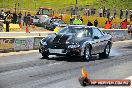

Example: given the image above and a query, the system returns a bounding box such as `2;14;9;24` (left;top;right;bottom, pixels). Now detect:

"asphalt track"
0;40;132;88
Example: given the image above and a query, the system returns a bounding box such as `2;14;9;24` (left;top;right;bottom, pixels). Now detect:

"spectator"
113;7;117;18
87;8;90;16
18;12;22;25
75;5;79;15
70;8;73;16
113;22;119;29
130;10;132;22
23;12;26;26
99;8;103;17
72;16;75;23
73;16;82;25
80;17;83;23
91;8;94;15
121;19;128;29
27;12;31;26
120;9;123;19
0;20;4;32
5;11;12;32
0;10;2;19
125;9;128;19
83;8;87;16
12;12;17;24
128;25;132;34
106;9;110;19
104;17;113;29
103;7;106;17
87;20;93;26
25;16;28;26
0;10;5;20
94;19;98;27
70;16;73;24
72;8;75;15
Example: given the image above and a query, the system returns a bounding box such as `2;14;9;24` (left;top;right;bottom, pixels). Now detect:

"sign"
14;38;34;51
0;38;14;51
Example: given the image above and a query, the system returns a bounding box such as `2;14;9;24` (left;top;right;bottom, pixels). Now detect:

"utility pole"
20;0;21;13
75;0;78;15
76;0;77;4
15;3;17;13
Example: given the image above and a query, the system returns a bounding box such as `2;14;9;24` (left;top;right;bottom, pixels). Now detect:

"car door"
91;28;106;54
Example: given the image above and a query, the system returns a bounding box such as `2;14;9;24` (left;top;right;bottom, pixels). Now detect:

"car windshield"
52;19;65;24
58;27;91;37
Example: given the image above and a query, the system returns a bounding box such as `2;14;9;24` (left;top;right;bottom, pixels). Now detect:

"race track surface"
0;40;132;88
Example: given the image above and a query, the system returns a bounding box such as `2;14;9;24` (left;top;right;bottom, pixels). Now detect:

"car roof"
67;25;97;29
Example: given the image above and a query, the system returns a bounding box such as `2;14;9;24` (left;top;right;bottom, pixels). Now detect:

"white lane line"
48;62;62;67
106;76;132;88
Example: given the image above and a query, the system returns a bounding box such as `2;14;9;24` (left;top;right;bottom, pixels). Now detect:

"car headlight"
40;40;47;46
68;44;80;48
43;42;47;45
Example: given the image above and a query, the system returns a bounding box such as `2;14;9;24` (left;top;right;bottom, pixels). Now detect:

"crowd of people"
0;10;33;32
83;7;132;20
69;15;132;31
70;7;132;21
69;15;99;27
69;7;132;31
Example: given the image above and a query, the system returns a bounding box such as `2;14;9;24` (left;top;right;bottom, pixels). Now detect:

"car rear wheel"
83;45;92;61
99;44;111;58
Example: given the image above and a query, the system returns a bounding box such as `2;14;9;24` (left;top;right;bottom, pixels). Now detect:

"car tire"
83;45;92;61
99;44;111;58
42;53;49;59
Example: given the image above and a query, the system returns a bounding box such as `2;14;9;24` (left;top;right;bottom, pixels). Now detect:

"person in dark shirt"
107;9;110;19
94;19;98;27
103;7;106;17
125;9;128;19
12;12;17;24
120;9;123;19
87;20;93;26
18;12;22;25
27;12;31;26
80;17;83;23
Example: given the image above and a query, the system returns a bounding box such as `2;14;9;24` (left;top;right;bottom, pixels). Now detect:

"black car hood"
52;34;73;44
44;33;91;45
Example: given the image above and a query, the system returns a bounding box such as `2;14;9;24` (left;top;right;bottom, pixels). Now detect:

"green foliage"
0;0;132;11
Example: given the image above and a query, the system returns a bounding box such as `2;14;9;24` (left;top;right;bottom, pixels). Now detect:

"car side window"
92;28;103;37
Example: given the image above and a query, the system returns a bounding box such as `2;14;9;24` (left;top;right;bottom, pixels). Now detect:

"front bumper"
39;47;83;56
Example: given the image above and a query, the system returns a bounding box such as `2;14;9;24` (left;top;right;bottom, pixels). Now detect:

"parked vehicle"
43;17;67;31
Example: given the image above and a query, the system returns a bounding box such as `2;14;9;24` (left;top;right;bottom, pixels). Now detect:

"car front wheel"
83;45;92;61
99;44;111;58
42;53;49;59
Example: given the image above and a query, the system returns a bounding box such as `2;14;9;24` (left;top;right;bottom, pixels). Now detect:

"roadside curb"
0;50;38;57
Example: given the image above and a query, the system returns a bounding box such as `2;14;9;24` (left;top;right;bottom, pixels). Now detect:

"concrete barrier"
101;29;131;41
0;37;45;52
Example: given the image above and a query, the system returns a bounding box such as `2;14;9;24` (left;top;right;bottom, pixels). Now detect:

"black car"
43;17;67;30
39;25;112;61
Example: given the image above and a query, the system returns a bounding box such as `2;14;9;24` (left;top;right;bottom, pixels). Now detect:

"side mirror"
93;36;99;39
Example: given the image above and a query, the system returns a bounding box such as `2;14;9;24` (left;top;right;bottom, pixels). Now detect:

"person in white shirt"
99;8;103;17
